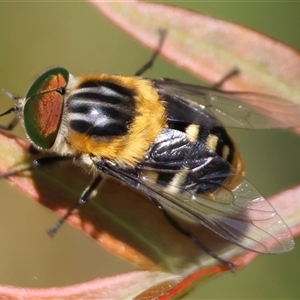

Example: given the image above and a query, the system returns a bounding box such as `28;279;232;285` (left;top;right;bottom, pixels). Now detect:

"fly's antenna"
0;88;20;116
2;88;19;101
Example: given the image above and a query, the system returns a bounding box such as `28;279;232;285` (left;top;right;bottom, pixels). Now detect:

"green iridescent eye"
24;67;69;149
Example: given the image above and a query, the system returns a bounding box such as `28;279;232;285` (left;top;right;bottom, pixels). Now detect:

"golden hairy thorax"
68;75;167;167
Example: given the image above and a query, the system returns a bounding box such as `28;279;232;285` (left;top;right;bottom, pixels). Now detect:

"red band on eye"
24;68;69;149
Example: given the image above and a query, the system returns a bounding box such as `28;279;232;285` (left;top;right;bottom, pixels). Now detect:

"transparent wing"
138;164;294;254
154;79;300;129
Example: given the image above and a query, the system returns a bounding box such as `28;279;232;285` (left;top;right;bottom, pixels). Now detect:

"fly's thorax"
59;74;167;167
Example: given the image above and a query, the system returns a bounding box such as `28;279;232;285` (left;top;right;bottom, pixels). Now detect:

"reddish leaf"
0;271;182;299
92;1;300;103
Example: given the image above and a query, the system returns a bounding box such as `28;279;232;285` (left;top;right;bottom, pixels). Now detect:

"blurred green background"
0;1;300;299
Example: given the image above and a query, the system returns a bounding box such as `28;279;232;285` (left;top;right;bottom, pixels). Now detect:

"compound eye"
24;67;69;149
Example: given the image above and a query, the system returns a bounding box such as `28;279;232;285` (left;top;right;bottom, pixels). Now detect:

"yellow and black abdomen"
137;86;244;196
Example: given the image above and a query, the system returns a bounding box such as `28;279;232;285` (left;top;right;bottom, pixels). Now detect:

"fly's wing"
153;79;300;129
135;143;294;254
99;128;294;254
98;80;296;254
139;168;295;254
99;129;294;253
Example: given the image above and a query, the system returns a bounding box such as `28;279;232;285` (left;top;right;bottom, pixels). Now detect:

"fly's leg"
0;89;21;130
1;151;101;236
133;28;239;92
0;114;19;131
211;68;240;89
47;175;102;237
0;155;70;179
150;196;235;272
134;29;167;76
0;155;73;232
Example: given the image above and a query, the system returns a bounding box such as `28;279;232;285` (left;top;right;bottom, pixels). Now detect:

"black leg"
47;175;102;237
1;149;101;236
0;155;70;179
29;144;41;155
0;114;19;131
134;29;167;76
150;196;235;272
211;68;240;89
0;89;21;130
